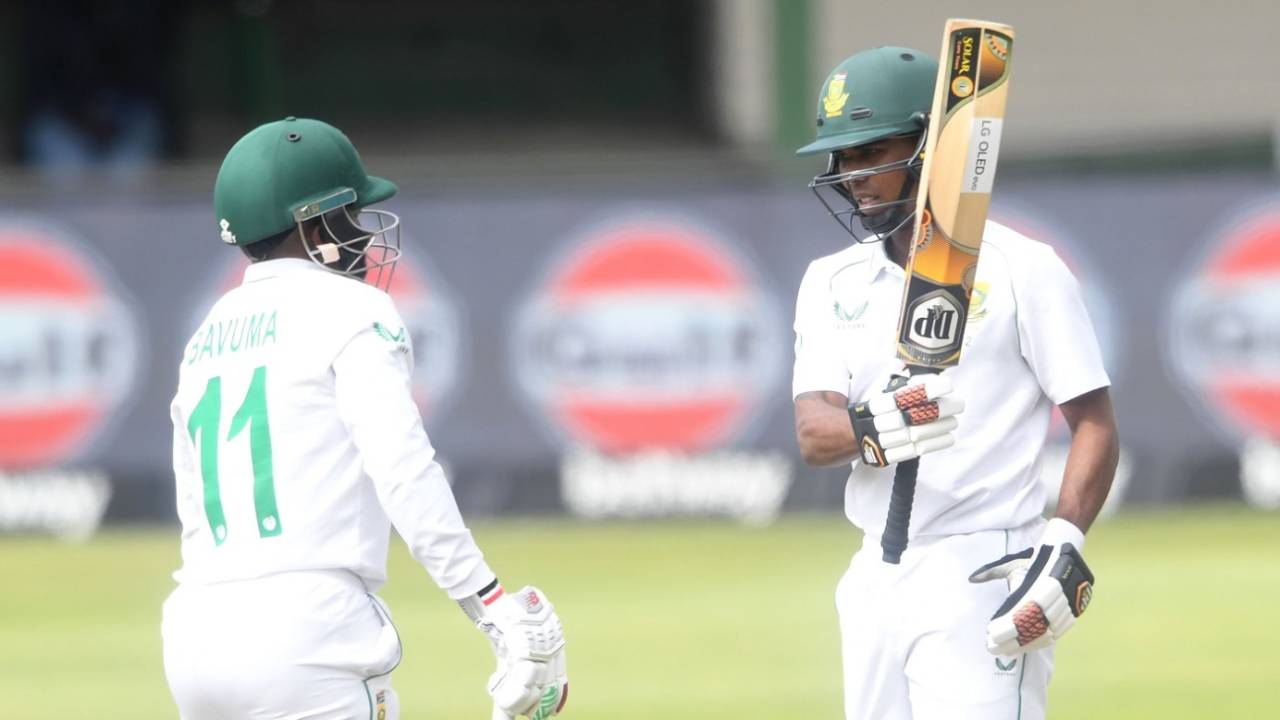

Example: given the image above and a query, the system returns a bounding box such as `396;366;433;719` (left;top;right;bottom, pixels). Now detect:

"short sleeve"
1012;245;1110;404
792;260;851;400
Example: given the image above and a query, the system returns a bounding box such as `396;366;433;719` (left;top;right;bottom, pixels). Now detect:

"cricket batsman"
162;117;569;720
792;48;1119;718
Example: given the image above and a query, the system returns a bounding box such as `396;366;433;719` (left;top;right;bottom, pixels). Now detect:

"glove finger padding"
971;543;1095;656
849;374;963;468
480;586;569;719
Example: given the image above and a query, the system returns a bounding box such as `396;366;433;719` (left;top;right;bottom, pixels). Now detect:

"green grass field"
1;505;1277;719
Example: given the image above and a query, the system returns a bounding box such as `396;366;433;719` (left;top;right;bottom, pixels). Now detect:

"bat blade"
896;19;1014;371
882;19;1014;565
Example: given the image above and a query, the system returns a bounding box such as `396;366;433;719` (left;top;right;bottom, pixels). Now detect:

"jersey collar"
242;258;326;284
868;241;906;283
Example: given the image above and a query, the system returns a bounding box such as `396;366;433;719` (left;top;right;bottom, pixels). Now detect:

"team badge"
823;72;850;118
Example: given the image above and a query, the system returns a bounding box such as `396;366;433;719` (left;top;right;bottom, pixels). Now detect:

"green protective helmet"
214;117;402;289
797;47;937;242
796;46;937;156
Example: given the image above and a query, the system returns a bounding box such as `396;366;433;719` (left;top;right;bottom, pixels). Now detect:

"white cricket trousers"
836;520;1053;720
162;570;402;720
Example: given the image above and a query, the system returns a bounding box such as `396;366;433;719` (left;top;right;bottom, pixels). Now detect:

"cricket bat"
881;19;1015;564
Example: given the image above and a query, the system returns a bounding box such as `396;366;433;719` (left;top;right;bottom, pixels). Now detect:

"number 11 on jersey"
186;365;281;545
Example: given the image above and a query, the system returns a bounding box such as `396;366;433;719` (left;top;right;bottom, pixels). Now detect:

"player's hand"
848;373;963;467
475;586;568;720
968;519;1095;655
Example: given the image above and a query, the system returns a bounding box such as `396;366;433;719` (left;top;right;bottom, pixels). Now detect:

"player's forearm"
795;400;860;467
1055;392;1119;533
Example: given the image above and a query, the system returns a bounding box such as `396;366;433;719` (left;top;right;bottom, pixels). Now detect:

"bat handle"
881;457;918;564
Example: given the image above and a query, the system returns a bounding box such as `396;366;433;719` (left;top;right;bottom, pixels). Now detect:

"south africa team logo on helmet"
0;222;142;468
1167;202;1280;438
512;214;783;452
823;72;851;118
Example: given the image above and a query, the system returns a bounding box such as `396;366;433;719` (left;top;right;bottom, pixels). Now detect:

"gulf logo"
512;214;783;453
0;222;141;468
209;248;462;425
1166;202;1280;438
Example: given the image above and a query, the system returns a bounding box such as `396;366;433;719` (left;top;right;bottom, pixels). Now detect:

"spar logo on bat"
1167;202;1280;438
0;222;142;468
512;213;784;453
207;248;463;425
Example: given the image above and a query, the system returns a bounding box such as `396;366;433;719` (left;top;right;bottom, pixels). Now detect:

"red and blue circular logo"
512;214;783;453
0;222;141;468
1167;202;1280;438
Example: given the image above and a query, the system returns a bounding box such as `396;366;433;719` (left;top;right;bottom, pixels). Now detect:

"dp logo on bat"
902;289;964;361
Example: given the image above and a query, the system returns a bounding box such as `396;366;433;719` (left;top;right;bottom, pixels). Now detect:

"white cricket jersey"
170;258;493;598
792;220;1109;539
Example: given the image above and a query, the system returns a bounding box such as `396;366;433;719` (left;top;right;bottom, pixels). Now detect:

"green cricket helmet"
798;47;937;242
214;117;402;289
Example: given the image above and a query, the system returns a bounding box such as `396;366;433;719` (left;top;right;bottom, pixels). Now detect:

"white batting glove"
461;583;568;720
848;374;964;467
968;518;1096;656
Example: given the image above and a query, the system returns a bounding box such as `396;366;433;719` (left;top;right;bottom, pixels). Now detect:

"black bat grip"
881;457;918;563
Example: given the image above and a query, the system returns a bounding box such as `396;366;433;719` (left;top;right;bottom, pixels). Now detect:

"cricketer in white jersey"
163;118;568;720
793;49;1118;720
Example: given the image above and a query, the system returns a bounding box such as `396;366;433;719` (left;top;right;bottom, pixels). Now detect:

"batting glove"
968;518;1095;656
461;583;568;720
848;373;964;467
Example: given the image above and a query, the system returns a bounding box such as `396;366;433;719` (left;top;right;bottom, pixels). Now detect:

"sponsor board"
1167;201;1280;438
1167;202;1280;508
0;220;140;536
0;221;142;467
512;212;784;453
0;469;112;540
512;212;790;521
561;448;792;525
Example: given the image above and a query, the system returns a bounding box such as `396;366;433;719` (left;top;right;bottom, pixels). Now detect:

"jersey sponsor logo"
512;213;783;452
372;321;406;345
0;222;142;468
1167;203;1280;439
833;298;869;324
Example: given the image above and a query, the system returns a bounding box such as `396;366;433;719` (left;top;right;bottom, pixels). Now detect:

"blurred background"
1;1;1278;718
